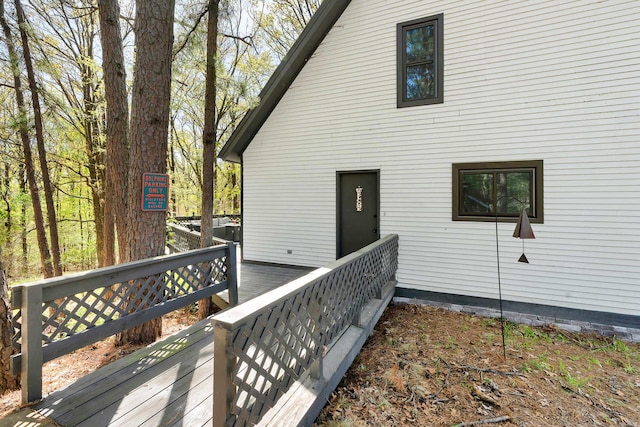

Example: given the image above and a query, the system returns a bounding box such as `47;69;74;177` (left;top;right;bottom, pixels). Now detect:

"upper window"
452;160;544;223
397;14;443;108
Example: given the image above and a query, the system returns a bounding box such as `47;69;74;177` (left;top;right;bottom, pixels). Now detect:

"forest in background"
0;0;321;281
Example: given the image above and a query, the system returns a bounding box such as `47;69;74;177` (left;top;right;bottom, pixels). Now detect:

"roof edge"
218;0;353;163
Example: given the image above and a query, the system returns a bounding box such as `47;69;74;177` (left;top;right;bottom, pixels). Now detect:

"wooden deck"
32;261;312;427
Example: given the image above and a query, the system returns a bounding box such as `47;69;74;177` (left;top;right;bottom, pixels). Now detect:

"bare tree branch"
219;32;252;45
173;5;208;58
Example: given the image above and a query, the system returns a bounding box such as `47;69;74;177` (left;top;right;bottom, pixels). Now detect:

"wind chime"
496;206;536;358
512;207;535;263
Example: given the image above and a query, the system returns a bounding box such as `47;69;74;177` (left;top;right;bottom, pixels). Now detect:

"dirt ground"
1;303;639;426
314;304;640;427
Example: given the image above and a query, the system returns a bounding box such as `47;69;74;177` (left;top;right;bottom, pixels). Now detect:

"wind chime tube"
514;207;535;263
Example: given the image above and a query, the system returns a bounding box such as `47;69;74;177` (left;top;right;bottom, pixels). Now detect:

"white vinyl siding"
242;0;640;316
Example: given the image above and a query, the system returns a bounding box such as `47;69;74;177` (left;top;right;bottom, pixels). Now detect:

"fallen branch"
507;390;527;397
578;389;626;420
431;357;452;400
472;386;500;407
484;379;502;396
554;330;604;350
560;382;575;393
454;415;511;426
457;364;525;377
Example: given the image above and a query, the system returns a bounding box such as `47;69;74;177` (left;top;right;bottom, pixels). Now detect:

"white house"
219;0;640;337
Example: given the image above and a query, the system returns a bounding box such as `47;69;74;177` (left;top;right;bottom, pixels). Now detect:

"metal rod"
495;214;507;360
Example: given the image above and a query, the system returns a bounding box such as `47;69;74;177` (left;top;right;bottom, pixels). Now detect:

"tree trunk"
199;0;220;320
98;0;129;266
116;0;175;345
231;167;240;213
169;135;176;217
80;57;106;267
0;0;54;278
0;163;12;278
90;178;105;267
0;247;19;392
15;0;62;277
18;164;27;276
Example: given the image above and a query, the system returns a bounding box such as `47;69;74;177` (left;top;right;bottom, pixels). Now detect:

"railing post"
21;285;43;404
351;312;361;327
213;326;236;427
310;351;323;380
225;242;238;307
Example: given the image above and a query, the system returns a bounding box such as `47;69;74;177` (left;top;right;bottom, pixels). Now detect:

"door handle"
373;229;377;234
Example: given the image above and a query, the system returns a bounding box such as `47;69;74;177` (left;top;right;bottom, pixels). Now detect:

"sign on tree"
141;173;169;211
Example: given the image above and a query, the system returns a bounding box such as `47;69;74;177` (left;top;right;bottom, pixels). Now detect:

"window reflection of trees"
462;171;533;216
405;24;435;100
406;65;434;99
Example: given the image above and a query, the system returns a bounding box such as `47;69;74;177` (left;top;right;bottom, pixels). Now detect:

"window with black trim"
397;14;443;108
452;160;543;223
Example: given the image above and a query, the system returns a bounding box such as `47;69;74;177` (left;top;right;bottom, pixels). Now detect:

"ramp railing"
212;234;398;426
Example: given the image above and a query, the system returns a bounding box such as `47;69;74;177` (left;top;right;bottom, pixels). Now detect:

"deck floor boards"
33;258;312;427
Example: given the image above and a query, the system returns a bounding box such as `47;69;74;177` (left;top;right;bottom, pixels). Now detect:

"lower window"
452;160;543;223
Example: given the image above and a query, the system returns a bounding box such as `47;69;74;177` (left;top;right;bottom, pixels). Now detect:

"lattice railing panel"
167;223;235;253
167;224;202;252
12;242;238;404
11;312;21;350
172;214;242;229
12;248;230;348
213;235;398;426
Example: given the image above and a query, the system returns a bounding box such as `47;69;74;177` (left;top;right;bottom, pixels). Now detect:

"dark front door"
337;170;380;258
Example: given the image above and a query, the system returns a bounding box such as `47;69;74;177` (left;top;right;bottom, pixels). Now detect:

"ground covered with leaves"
1;304;638;426
314;304;640;427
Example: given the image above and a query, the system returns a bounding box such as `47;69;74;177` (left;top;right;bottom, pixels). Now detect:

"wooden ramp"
32;262;312;427
257;281;395;426
35;318;215;427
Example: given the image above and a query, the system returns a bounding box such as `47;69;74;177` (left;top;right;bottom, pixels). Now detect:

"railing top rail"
213;234;398;330
166;222;231;250
172;213;241;220
12;244;229;305
167;222;195;232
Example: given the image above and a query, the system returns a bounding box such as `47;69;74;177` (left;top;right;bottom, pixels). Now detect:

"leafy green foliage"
250;0;321;61
0;0;317;279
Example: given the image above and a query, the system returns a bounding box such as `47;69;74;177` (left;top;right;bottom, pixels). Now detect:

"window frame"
397;13;444;108
452;160;544;223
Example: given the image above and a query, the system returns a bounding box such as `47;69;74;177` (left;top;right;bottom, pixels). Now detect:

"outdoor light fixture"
512;207;536;263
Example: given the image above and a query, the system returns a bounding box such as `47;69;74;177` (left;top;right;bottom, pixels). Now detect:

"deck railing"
211;234;398;427
11;242;238;404
166;223;228;252
171;214;242;229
